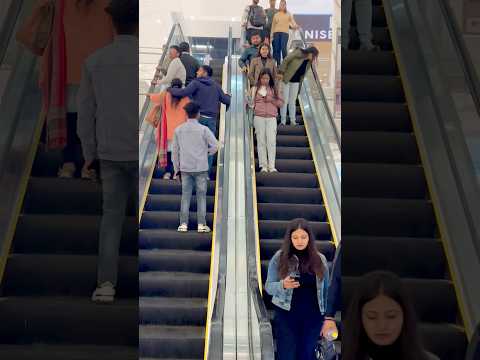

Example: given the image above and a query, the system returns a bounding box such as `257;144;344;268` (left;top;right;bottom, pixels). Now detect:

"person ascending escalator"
266;218;329;360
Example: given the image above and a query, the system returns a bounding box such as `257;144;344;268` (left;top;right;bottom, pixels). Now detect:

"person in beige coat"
248;43;278;87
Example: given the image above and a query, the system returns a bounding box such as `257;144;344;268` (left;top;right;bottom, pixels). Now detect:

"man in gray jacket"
77;0;138;303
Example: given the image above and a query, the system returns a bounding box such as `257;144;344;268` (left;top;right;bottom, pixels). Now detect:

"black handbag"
316;338;338;360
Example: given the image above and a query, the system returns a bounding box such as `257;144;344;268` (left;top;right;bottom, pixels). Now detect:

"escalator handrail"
296;27;340;146
438;0;480;123
466;322;480;360
205;26;233;360
0;0;23;65
243;72;276;360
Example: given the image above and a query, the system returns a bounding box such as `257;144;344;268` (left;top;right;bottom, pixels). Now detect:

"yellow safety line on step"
0;112;45;284
300;100;339;249
382;0;471;339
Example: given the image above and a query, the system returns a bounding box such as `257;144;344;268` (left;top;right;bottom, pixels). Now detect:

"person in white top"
156;45;186;86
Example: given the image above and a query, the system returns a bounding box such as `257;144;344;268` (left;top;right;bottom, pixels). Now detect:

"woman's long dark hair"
278;218;325;279
257;44;272;59
255;68;279;99
343;271;430;360
168;78;184;108
300;46;319;60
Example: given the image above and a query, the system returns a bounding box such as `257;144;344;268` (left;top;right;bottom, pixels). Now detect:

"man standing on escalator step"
178;42;200;87
167;65;231;179
242;0;267;44
77;0;138;303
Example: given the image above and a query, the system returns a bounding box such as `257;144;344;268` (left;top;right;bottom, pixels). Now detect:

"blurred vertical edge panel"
0;1;139;359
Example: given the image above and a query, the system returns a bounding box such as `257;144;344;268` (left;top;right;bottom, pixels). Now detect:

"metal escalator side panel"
383;0;480;339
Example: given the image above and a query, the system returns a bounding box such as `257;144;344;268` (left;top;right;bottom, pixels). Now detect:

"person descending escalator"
178;41;200;86
265;218;329;360
248;43;278;87
167;65;231;179
247;68;284;173
239;31;263;74
271;0;299;66
146;78;190;180
264;0;279;45
343;271;440;360
278;46;319;126
342;0;380;51
16;0;115;179
241;0;267;44
172;101;218;234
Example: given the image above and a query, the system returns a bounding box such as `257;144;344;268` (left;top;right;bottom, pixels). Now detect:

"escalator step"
258;220;330;240
420;323;467;360
343;277;459;324
351;5;386;27
372;27;391;48
342;75;405;102
0;345;138;360
139;297;206;326
257;187;323;204
145;194;215;212
141;211;213;229
342;50;397;75
139;249;211;273
0;297;137;345
260;239;335;262
139;272;209;298
342;131;420;164
275;135;309;147
153;167;217;179
342;102;412;132
257;203;326;222
149;179;216;195
343;236;445;279
139;325;204;359
254;146;312;160
2;254;138;297
342;163;427;199
343;197;436;237
139;229;212;251
255;172;318;188
276;125;306;136
255;159;315;173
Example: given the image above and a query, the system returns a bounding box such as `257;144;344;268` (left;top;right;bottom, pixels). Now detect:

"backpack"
248;5;266;27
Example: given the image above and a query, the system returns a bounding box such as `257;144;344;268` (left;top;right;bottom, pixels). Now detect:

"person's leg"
341;0;353;50
59;113;78;177
266;117;278;171
274;310;297;360
199;116;217;175
288;83;300;125
254;116;268;170
296;315;324;360
280;32;289;63
280;83;290;125
355;0;374;49
97;160;129;287
165;152;174;175
180;172;194;226
272;33;281;66
195;172;208;226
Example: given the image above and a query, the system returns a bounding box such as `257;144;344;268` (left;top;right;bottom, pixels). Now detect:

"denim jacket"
265;250;329;313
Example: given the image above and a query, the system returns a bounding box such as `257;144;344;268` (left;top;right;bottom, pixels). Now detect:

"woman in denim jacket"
265;218;329;360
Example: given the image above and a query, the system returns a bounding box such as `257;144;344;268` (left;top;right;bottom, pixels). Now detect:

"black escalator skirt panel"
342;2;467;360
138;62;223;360
256;100;337;351
0;145;138;359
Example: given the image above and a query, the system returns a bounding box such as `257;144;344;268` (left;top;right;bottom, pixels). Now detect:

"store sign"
294;14;333;41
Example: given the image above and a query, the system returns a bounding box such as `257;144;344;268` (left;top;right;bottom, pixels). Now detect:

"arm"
205;128;219;155
289;13;299;29
326;248;341;318
246;86;256;109
270;89;284;108
238;48;250;69
270;13;278;40
172;131;180;174
265;254;288;297
241;5;250;27
76;63;97;163
279;49;297;75
248;60;256;85
218;86;231;106
158;58;180;85
169;80;197;98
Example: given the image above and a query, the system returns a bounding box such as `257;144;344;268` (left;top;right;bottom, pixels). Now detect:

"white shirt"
158;57;186;86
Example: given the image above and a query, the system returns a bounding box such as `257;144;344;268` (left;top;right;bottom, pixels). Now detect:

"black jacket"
180;53;200;86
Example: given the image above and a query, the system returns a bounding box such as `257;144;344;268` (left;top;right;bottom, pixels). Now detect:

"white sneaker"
58;162;76;178
260;168;268;173
92;282;115;303
178;223;188;232
291;121;298;126
163;172;172;180
197;224;211;233
269;168;278;173
81;167;97;181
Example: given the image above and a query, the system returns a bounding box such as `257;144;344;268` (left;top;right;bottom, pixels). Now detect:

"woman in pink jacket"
249;68;284;173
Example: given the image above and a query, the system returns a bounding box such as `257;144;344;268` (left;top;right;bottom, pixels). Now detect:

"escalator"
255;102;337;353
342;1;467;359
138;59;225;360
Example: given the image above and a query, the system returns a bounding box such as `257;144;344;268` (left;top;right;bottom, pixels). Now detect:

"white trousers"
281;82;300;125
254;116;277;170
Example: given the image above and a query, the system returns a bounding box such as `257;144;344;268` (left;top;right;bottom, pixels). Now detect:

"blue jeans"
98;160;138;286
272;32;289;66
199;115;217;175
180;171;209;226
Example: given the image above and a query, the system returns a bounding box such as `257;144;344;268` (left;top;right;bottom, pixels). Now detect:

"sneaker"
198;224;211;233
92;282;115;303
260;168;268;173
163;172;172;180
178;223;188;232
359;43;381;52
291;121;298;126
81;167;97;181
172;173;178;180
58;162;76;178
269;168;278;173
